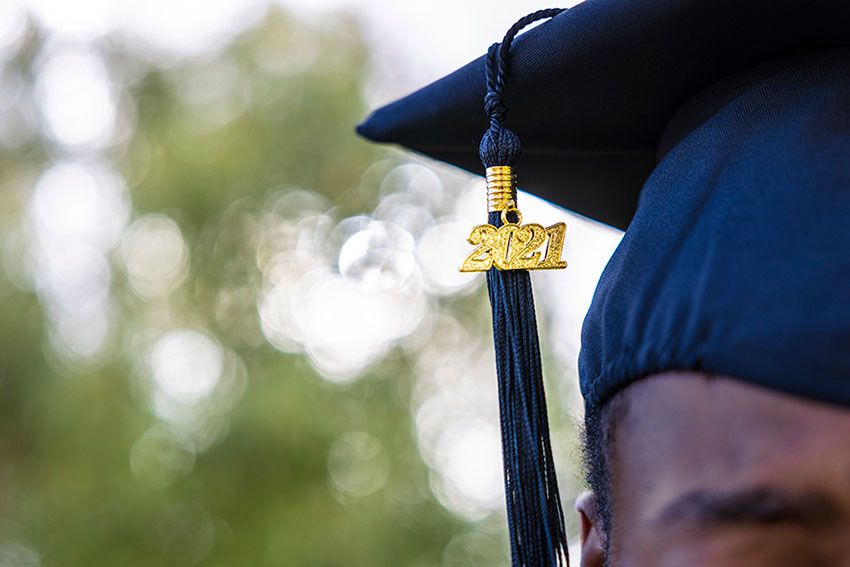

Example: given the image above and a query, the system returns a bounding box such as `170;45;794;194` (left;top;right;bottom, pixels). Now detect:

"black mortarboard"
358;0;850;230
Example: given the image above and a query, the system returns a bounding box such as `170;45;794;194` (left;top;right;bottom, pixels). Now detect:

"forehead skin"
609;372;850;567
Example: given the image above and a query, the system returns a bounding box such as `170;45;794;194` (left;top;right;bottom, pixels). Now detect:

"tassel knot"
480;126;522;168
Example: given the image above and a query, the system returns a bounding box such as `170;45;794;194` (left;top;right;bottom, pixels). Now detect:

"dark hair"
581;394;628;561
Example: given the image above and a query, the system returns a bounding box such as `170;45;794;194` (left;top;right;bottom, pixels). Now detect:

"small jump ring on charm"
501;201;522;226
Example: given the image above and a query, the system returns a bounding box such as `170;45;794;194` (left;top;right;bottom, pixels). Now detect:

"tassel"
479;9;569;566
486;245;568;566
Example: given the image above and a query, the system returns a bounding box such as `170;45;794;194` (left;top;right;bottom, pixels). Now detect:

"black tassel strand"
480;9;569;567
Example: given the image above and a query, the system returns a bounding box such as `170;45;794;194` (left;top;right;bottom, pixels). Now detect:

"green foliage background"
0;7;582;566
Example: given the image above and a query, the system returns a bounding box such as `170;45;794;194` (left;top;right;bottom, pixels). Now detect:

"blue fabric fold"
579;49;850;409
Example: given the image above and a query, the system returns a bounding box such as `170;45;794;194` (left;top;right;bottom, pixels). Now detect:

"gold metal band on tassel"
486;166;517;213
459;165;568;273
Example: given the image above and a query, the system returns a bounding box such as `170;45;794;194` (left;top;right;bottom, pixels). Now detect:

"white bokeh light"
411;315;506;520
150;330;224;405
26;161;130;364
30;161;129;244
379;164;444;211
33;240;111;310
258;203;431;383
122;0;266;58
25;0;266;57
416;220;478;295
298;270;426;382
121;215;189;298
430;419;504;519
48;299;112;360
261;266;429;382
0;1;28;54
338;220;416;291
35;47;117;149
258;276;304;354
26;0;117;39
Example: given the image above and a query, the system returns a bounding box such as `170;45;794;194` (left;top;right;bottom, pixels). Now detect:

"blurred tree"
0;5;583;567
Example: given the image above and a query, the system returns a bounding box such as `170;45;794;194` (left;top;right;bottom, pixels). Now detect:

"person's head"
571;46;850;567
577;371;850;566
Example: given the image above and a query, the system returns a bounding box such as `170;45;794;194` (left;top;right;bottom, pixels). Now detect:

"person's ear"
576;491;605;567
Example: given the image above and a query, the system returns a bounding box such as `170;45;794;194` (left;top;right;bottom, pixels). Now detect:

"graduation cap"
358;1;850;564
359;0;850;230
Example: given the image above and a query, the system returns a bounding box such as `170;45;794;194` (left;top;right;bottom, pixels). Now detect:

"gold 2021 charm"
459;204;567;272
